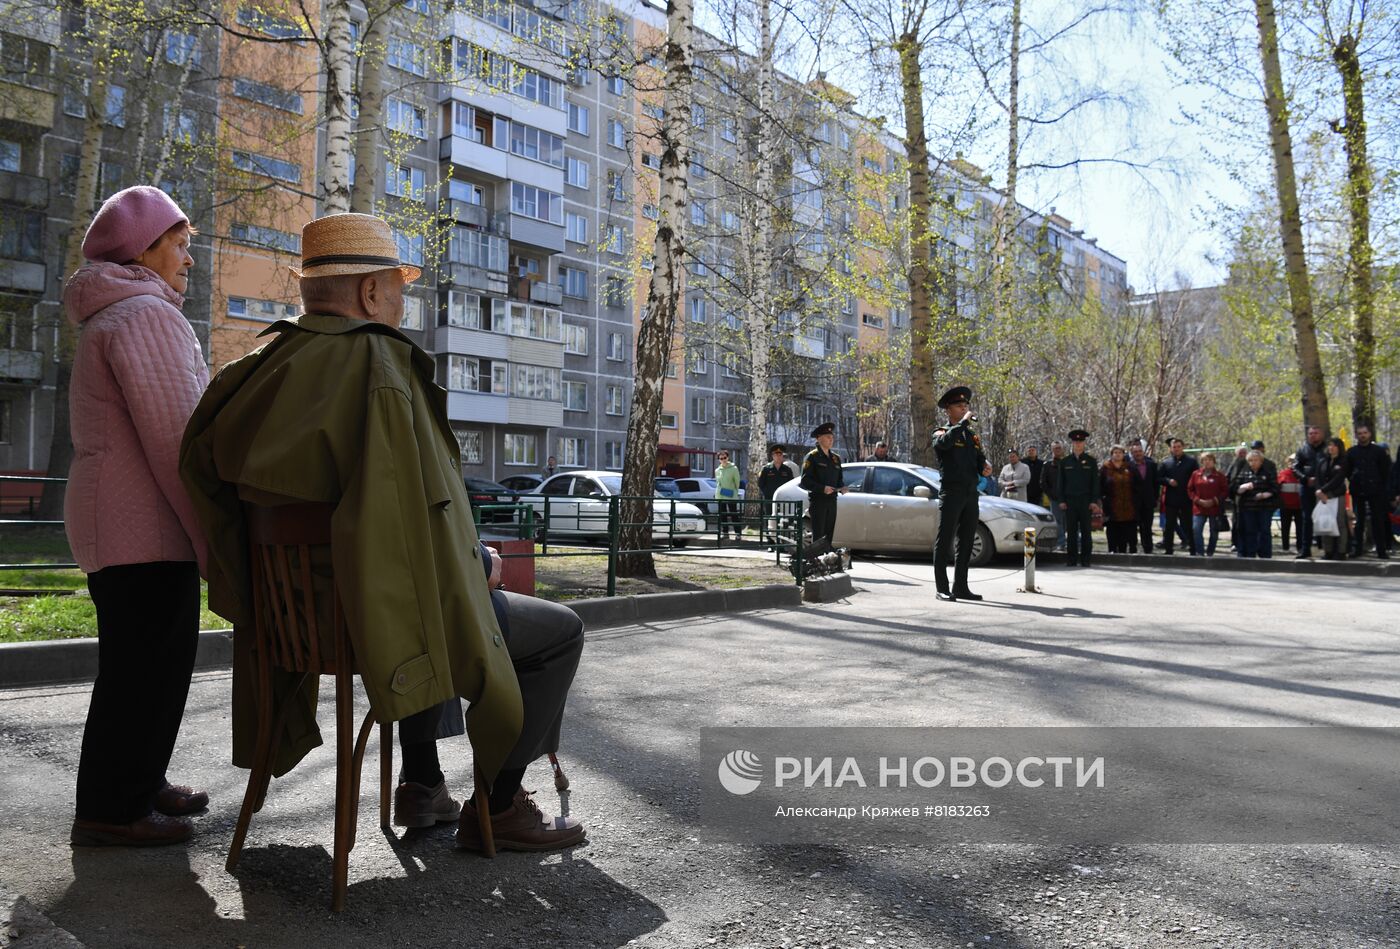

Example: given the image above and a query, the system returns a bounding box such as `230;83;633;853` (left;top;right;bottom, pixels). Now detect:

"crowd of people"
985;429;1398;562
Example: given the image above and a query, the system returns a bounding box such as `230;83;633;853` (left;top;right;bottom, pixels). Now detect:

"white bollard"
1018;526;1039;593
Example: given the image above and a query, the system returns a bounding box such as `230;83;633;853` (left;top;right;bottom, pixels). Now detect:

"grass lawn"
0;536;795;643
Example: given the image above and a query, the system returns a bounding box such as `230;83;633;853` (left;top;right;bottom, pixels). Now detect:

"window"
641;152;660;170
229;223;300;253
692;454;709;474
163;105;198;144
720;118;737;143
607;332;625;361
690;200;706;227
839;126;851;150
511;364;560;401
0;141;18;173
0;209;42;261
689;159;706;179
403;0;429;12
63;82;86;118
227;295;299;323
100;161;123;195
603;276;628;307
236;6;307;39
641;203;659;221
557;438;586;467
606;75;625;96
861;312;885;329
870;467;923;497
233;149;301;183
165;32;201;67
504;433;537;466
691;103;706;128
445;291;481;328
566;157;589;188
563;379;588;411
446;356;479;391
506;302;562;342
394;230;425;266
2;31;53;82
688;297;707;323
567;102;589;134
604;225;624;255
690;396;707;423
660;412;678;429
504;121;565;167
688;350;707;375
233;78;302;114
607;119;625;148
401;295;424;331
664;361;677;378
565;212;589;244
456;429;484;465
388;164;426;200
449;227;508;271
563;322;587;354
57;153;79;195
606;171;625;200
723;401;747;426
604;441;623;469
388;36;429;76
642;102;664;121
559;267;587;299
105;84;126;127
722;352;740;377
510;183;564;225
387;99;427;138
606;385;624;415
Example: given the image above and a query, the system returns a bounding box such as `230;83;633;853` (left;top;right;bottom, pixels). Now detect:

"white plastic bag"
1312;497;1340;537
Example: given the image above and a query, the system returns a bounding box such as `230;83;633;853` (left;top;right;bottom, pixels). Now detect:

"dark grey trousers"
398;590;584;769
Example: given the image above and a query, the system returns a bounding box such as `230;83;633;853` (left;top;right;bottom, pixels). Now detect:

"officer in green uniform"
800;422;847;546
932;386;985;601
1053;429;1102;567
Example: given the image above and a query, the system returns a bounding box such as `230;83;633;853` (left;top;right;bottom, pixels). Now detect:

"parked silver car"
771;461;1058;565
521;471;707;543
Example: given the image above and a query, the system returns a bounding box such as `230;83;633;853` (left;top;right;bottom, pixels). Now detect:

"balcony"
507;396;562;428
513;276;562;306
0;349;43;383
436;324;509;360
444;198;490;229
439;135;508;180
446;389;509;424
504;214;565;254
443;262;510;296
0;171;48;208
0;81;56;128
0;259;44;294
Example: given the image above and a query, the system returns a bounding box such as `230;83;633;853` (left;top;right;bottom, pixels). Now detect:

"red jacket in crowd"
1187;467;1230;517
1277;466;1303;511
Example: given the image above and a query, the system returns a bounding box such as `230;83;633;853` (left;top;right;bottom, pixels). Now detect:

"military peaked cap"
937;385;972;408
1068;429;1090;441
810;422;835;438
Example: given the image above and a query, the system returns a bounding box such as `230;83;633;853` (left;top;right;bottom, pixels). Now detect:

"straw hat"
291;213;421;282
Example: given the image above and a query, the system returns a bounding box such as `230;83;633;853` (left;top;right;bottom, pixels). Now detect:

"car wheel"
969;524;995;567
673;539;690;548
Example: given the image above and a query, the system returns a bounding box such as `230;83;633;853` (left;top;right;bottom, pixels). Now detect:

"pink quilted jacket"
64;262;210;574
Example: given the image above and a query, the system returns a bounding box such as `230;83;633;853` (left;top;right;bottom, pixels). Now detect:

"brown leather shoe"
71;812;193;847
154;783;209;817
455;789;585;853
394;779;462;828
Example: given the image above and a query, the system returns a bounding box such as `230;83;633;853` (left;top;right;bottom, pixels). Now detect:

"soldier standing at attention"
800;422;847;547
932;386;984;602
1054;429;1102;567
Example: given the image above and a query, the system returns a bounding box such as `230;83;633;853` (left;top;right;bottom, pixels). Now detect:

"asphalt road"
1;559;1398;948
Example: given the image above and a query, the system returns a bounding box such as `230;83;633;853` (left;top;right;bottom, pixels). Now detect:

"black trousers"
399;591;584;772
1106;521;1135;553
1351;495;1392;556
935;489;979;591
719;501;741;537
1134;510;1154;552
810;495;838;546
1162;504;1196;554
1279;508;1301;549
1063;500;1094;565
77;561;200;824
1298;490;1317;553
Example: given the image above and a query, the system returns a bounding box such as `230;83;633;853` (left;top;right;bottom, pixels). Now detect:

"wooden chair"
224;502;495;911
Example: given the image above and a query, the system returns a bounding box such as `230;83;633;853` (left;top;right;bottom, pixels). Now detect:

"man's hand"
1059;502;1067;511
488;547;504;590
1239;481;1254;493
1167;478;1178;487
838;486;849;494
824;485;835;495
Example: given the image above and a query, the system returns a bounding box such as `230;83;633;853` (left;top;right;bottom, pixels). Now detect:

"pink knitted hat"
81;186;189;264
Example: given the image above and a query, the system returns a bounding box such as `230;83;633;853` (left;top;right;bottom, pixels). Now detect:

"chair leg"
227;650;277;873
475;770;496;859
331;657;353;912
379;722;392;829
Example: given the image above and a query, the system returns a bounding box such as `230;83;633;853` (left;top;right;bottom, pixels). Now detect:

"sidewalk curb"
1038;550;1397;577
0;586;803;688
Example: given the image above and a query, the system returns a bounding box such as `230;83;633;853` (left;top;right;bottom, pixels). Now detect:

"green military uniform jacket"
179;313;523;780
1053;452;1102;503
933;420;985;493
799;448;844;496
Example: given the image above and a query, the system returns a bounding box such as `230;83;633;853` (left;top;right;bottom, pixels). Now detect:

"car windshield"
654;481;679;496
599;476;623;494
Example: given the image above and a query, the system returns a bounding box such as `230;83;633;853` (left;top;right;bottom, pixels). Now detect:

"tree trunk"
38;68;110;520
1252;0;1329;431
744;0;775;500
1329;32;1375;433
896;31;937;466
351;4;392;213
618;0;693;578
322;0;355;214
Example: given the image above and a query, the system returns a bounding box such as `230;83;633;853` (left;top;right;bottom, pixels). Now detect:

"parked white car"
670;476;719;514
772;461;1058;565
522;471;707;544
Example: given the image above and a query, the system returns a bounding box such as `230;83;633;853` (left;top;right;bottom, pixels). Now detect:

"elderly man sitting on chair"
180;213;584;852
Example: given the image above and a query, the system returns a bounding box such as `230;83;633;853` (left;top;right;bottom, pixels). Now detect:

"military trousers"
1063;500;1095;566
810;495;838;546
934;488;979;591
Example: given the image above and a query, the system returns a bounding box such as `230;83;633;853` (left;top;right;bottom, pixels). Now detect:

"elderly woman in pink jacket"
65;187;210;848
